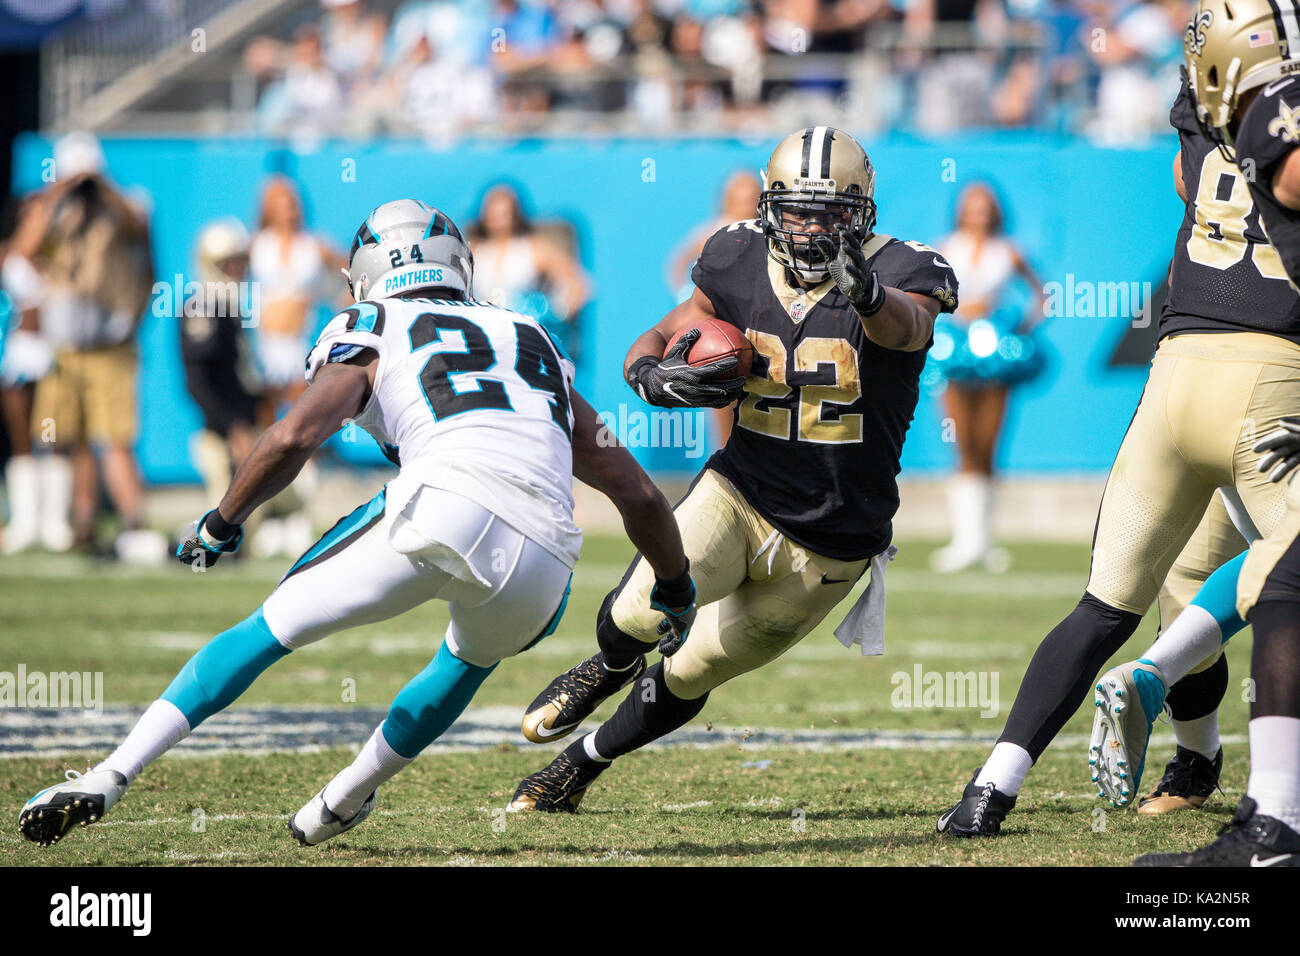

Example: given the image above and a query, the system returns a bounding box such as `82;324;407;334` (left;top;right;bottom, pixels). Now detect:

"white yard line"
0;704;1245;758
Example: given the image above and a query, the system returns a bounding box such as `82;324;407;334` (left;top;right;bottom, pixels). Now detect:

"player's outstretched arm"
176;352;376;566
818;228;942;351
570;388;696;652
570;390;687;582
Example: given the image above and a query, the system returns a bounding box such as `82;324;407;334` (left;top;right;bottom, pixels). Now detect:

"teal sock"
381;642;495;759
162;608;289;728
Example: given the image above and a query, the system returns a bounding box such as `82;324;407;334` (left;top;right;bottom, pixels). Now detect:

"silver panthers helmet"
346;199;473;301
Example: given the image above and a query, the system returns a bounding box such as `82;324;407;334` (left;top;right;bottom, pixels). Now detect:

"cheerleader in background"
247;176;347;557
467;184;589;363
0;196;57;553
929;182;1047;573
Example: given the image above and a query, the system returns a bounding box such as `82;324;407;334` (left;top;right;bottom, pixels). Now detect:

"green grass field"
0;536;1252;866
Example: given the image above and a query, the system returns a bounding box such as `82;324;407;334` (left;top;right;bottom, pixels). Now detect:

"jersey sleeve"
869;238;960;314
1236;78;1300;188
304;301;388;385
1170;69;1200;138
689;220;762;326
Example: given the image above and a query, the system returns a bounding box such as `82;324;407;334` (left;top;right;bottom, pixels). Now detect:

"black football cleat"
937;769;1017;837
1136;746;1222;815
521;653;645;744
1134;796;1300;866
507;750;608;813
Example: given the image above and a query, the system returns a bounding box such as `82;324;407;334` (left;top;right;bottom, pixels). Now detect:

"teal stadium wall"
11;133;1182;483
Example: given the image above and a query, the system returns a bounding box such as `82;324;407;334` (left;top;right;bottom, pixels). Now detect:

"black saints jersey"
1162;73;1300;342
692;219;958;561
1236;74;1300;298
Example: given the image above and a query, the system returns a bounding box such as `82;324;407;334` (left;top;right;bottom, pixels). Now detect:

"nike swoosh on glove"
628;328;745;409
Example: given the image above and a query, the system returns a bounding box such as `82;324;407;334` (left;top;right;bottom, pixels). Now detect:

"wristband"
203;509;240;543
654;561;695;609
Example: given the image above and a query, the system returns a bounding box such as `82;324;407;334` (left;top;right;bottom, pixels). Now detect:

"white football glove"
1255;417;1300;483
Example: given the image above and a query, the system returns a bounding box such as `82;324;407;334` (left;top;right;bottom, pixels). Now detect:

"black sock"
1249;599;1300;720
999;592;1142;760
589;661;709;760
1166;652;1228;721
596;589;655;670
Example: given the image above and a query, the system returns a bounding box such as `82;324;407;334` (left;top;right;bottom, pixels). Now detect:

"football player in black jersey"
937;21;1300;841
507;126;959;813
1119;0;1300;866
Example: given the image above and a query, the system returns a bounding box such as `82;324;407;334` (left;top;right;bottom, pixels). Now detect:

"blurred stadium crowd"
242;0;1191;141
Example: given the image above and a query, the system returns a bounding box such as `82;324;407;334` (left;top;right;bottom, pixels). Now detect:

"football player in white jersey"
19;199;699;848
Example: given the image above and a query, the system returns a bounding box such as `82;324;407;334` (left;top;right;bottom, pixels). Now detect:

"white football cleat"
288;789;375;846
19;768;128;846
1089;659;1168;807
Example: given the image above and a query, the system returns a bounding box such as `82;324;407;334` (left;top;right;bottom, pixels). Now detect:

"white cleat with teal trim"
19;769;128;846
1089;659;1168;807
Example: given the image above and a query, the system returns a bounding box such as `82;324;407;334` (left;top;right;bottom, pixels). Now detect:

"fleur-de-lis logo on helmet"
1186;9;1213;55
1269;100;1300;142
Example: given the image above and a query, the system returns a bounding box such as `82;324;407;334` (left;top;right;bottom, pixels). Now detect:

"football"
668;318;754;379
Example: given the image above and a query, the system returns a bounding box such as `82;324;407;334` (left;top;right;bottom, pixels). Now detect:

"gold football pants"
610;469;869;700
1089;333;1300;624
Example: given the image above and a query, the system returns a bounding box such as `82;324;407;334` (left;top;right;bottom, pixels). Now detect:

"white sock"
94;699;191;783
975;741;1032;796
1171;712;1221;762
322;725;411;818
1141;605;1222;686
582;732;610;763
1246;715;1300;832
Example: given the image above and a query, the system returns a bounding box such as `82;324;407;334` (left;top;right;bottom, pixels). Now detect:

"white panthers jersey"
305;295;581;566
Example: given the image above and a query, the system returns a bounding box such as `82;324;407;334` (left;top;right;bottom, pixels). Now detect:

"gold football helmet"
759;126;876;282
1184;0;1300;152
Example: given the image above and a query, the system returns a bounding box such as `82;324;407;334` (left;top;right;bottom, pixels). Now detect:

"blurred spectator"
28;132;160;560
468;184;590;360
931;182;1045;573
1087;0;1188;144
905;0;1009;134
249;24;344;142
1;196;54;553
320;0;387;88
233;0;1186;137
394;35;497;143
181;219;258;518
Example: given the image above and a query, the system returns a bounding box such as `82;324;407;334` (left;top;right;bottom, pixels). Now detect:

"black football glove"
815;226;886;318
176;508;243;569
1255;417;1300;483
649;566;697;657
627;328;745;409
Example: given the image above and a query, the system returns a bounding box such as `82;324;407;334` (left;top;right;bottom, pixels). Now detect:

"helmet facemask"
759;185;876;284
